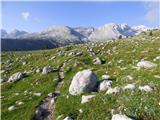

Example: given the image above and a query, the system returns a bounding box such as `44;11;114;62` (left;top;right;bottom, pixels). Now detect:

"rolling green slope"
1;30;160;120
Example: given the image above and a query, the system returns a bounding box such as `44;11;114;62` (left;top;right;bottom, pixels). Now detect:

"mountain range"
1;23;151;51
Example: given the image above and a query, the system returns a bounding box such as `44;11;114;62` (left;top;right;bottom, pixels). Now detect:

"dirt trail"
33;61;67;120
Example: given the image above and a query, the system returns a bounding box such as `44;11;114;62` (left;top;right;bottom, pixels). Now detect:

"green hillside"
1;30;160;120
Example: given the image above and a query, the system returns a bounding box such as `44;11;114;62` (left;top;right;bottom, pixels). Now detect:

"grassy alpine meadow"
1;30;160;120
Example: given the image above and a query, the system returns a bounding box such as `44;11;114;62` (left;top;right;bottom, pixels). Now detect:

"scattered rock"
33;93;42;97
69;69;98;95
139;85;153;92
81;95;96;104
8;105;15;111
17;101;24;105
0;70;5;74
154;75;160;79
49;56;56;60
0;78;5;83
8;72;24;82
112;114;133;120
79;109;83;113
137;60;157;69
106;87;120;94
99;80;112;91
63;116;73;120
42;66;54;74
68;52;75;57
101;75;110;79
93;57;102;64
22;61;27;65
123;84;136;90
126;75;133;80
36;68;42;73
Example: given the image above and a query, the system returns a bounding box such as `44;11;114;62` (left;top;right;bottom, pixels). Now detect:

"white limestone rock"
112;114;133;120
93;57;102;65
137;60;157;69
106;87;120;94
101;75;110;79
81;95;96;104
99;80;112;91
63;116;73;120
69;69;98;95
123;84;136;90
8;72;24;82
36;68;42;73
33;92;42;96
42;66;54;74
139;85;153;92
8;105;15;111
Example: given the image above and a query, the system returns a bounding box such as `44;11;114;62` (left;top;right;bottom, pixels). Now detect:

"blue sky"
2;1;159;32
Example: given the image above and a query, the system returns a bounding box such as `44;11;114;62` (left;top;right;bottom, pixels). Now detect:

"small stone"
63;116;73;120
8;72;24;82
17;101;24;105
42;66;54;74
33;93;42;96
137;60;157;69
112;114;133;120
81;95;96;104
15;93;19;96
50;98;55;104
126;75;133;80
99;80;112;91
123;84;136;90
154;75;160;79
106;87;120;94
139;85;153;92
22;62;27;65
101;75;110;79
79;109;83;113
93;57;102;65
36;68;42;73
8;105;15;111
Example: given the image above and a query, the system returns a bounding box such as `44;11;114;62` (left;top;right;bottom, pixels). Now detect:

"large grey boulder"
69;69;98;95
8;72;24;82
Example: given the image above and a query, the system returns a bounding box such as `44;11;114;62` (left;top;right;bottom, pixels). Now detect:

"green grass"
1;30;160;120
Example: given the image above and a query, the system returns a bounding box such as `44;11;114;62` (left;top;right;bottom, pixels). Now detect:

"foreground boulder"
81;95;96;104
8;72;24;82
137;60;157;69
69;69;98;95
112;114;133;120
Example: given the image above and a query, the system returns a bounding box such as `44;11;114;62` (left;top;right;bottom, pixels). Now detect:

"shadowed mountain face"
1;23;150;51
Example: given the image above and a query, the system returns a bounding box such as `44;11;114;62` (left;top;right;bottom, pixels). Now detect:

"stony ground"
1;30;160;120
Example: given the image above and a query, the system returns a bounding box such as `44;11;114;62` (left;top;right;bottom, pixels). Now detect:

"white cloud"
144;2;159;23
22;12;30;21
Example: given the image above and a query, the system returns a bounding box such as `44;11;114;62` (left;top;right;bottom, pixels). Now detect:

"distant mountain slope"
88;23;149;41
1;29;28;39
1;23;151;51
